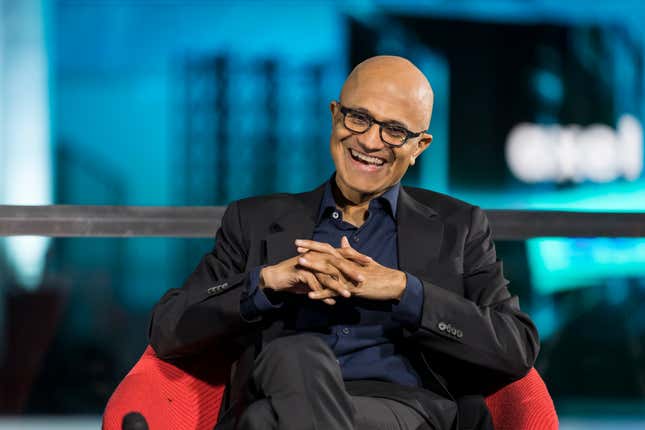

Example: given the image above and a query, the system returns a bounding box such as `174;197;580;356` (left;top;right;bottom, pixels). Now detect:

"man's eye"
384;126;407;138
348;113;370;124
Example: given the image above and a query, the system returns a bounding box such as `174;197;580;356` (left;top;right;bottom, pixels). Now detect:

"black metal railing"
1;206;644;239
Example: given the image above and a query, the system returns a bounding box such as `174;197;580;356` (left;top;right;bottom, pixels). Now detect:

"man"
149;56;539;430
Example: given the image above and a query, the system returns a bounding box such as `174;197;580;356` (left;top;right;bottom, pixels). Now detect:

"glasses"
337;103;427;147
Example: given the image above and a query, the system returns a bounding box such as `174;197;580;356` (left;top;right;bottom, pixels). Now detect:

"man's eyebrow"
349;106;411;130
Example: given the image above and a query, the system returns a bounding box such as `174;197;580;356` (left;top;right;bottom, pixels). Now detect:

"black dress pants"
236;334;492;430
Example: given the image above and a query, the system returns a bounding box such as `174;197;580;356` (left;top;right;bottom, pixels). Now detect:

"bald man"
150;56;539;430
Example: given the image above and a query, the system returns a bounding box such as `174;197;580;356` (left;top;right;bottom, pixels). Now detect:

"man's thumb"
341;236;351;248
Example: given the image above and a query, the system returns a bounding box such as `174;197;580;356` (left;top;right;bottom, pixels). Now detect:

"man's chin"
335;170;388;196
344;181;387;198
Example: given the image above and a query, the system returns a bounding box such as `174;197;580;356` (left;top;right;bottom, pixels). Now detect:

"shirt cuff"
240;265;284;321
392;273;424;328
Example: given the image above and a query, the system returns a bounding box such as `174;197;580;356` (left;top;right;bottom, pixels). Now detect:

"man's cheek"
332;126;353;141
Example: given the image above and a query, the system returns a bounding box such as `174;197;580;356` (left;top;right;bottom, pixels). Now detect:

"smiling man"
149;56;539;430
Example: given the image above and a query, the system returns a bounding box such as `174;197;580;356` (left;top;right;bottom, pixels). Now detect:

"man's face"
329;79;432;200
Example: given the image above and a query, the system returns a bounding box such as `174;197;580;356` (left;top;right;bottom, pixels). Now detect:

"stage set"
1;1;645;429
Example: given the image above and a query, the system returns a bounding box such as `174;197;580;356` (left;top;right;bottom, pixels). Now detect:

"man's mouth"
348;148;386;167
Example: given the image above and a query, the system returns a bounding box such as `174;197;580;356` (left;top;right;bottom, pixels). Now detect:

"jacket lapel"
265;185;324;265
264;183;445;275
397;187;444;280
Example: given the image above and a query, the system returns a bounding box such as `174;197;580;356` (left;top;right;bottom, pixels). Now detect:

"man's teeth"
350;149;384;166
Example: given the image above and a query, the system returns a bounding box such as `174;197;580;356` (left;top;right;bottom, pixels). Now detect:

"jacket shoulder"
231;188;321;224
230;192;299;218
402;186;478;219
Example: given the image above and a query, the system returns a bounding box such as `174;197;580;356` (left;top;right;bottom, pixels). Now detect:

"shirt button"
332;211;340;219
353;236;359;242
342;327;351;335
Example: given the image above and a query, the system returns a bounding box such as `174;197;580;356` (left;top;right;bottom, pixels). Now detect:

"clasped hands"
259;236;407;305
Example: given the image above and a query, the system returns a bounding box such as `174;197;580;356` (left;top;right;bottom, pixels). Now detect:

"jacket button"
438;322;447;331
207;287;216;294
456;330;463;338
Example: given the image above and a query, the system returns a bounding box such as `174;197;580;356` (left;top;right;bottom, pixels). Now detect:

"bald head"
340;56;434;129
329;56;435;203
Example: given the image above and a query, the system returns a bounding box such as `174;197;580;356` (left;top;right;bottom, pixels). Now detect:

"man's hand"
260;251;360;305
295;237;407;302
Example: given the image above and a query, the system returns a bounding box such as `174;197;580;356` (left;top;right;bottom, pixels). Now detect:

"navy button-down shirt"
242;179;425;387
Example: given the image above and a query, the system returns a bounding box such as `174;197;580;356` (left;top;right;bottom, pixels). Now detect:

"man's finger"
297;237;370;269
295;239;340;257
299;260;351;298
299;251;365;284
298;269;336;305
329;257;365;283
319;272;352;298
308;283;343;301
339;236;371;264
341;236;351;248
297;268;323;291
337;246;372;265
298;256;339;278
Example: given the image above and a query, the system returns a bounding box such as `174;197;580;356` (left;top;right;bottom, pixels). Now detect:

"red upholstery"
103;346;228;430
103;346;558;430
484;368;558;430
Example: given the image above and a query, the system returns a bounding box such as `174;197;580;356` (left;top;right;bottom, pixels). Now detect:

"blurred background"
1;0;645;428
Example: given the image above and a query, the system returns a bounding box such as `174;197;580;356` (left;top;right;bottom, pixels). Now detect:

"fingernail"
343;290;351;297
295;239;302;245
299;257;307;264
308;291;316;298
358;275;365;282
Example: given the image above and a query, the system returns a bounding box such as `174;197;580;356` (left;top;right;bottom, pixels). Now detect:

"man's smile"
346;147;388;172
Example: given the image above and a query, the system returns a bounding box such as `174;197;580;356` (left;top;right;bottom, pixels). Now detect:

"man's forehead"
340;59;433;127
341;80;429;128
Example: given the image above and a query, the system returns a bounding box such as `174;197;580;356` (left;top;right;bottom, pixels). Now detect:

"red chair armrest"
485;368;558;430
103;346;227;430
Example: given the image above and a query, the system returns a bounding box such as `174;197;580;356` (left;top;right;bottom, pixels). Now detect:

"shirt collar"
316;174;401;223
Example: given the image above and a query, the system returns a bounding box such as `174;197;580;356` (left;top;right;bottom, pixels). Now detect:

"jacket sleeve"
148;200;265;360
401;206;540;395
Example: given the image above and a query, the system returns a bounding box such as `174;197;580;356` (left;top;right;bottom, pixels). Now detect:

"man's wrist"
242;265;284;320
394;270;407;300
259;267;272;290
392;273;424;327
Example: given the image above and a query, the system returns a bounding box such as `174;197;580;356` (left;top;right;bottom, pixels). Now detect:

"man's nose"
357;124;385;151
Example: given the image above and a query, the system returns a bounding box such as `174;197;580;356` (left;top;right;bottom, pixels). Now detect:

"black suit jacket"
149;183;539;420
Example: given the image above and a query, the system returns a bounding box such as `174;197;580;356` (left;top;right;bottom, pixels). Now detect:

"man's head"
330;55;434;203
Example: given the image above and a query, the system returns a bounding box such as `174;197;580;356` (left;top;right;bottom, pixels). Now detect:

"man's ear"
410;134;432;166
330;101;341;124
413;133;433;159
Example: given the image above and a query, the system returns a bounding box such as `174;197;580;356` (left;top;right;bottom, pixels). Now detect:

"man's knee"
258;334;334;365
238;399;277;430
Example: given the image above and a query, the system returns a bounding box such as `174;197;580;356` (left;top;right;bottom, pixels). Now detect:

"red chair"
103;346;558;430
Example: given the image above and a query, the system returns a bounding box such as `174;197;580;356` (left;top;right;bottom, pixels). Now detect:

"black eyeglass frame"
336;103;428;147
